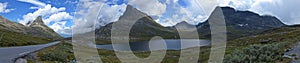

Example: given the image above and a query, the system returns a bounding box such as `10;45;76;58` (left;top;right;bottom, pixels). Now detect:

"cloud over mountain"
17;0;73;36
219;0;300;25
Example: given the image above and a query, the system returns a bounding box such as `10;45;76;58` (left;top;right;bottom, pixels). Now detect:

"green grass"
32;25;300;63
32;40;211;63
97;46;211;63
223;26;300;63
0;29;53;47
30;41;74;63
224;42;289;63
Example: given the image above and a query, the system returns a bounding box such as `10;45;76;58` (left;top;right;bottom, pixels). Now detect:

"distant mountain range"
0;16;62;46
95;5;286;43
197;7;285;39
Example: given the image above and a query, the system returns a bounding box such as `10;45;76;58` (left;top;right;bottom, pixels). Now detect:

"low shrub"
224;42;288;63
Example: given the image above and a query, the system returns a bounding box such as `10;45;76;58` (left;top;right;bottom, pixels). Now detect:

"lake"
96;39;211;51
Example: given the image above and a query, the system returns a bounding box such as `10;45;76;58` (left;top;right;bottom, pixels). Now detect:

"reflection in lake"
97;39;211;51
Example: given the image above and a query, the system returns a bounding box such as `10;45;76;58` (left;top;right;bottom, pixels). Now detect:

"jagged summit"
0;15;62;40
28;16;62;39
95;5;175;41
124;5;145;15
29;16;46;27
94;5;286;42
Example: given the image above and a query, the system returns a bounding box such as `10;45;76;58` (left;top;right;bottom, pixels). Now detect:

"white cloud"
29;7;39;9
18;3;73;35
44;12;73;25
98;4;127;26
49;21;72;35
219;0;300;25
218;0;255;10
65;0;78;4
18;0;75;36
73;0;127;34
19;4;66;25
156;0;218;26
18;0;46;7
73;0;300;34
0;2;14;13
73;0;106;34
127;0;167;16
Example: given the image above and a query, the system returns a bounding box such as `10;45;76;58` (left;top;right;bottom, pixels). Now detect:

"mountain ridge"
95;5;176;43
197;6;286;39
94;5;286;44
0;15;62;40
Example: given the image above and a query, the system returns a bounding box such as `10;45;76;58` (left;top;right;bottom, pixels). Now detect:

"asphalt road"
285;42;300;63
0;41;60;63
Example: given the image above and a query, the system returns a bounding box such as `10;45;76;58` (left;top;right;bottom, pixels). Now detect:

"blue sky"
1;0;300;37
0;0;77;23
0;0;78;37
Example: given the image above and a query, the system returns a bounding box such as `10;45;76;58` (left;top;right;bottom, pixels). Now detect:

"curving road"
0;41;60;63
285;42;300;63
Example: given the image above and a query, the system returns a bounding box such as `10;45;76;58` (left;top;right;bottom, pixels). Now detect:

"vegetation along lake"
97;39;211;51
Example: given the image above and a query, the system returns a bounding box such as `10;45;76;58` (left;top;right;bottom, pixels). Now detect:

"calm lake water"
96;39;211;51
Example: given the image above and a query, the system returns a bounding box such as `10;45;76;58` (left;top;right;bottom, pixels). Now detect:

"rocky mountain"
94;5;286;43
0;16;28;34
28;16;62;39
197;7;286;40
0;16;62;40
95;5;176;42
171;21;196;31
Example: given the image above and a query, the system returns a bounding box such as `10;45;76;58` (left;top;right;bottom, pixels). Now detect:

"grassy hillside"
224;25;300;63
31;25;300;63
0;29;53;47
28;41;211;63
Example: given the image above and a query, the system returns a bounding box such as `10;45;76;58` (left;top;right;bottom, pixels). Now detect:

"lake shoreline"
96;39;211;51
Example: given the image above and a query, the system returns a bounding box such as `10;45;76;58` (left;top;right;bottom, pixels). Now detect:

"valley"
0;2;299;63
29;5;300;63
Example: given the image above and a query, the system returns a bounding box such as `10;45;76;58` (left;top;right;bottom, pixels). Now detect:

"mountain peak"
126;5;134;10
0;15;62;40
32;16;44;24
29;16;46;26
197;6;285;40
123;5;148;17
176;21;190;25
173;21;196;31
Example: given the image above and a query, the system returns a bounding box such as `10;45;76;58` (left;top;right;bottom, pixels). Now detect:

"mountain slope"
28;16;62;39
95;5;176;43
95;6;286;44
223;24;300;62
0;16;62;47
171;21;197;31
0;16;28;34
197;7;286;40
